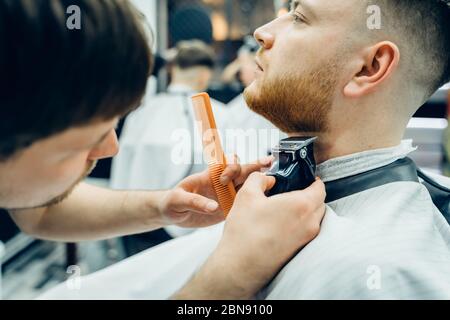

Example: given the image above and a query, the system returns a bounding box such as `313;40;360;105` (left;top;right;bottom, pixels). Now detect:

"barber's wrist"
142;190;171;229
174;244;260;300
207;244;266;299
187;241;269;300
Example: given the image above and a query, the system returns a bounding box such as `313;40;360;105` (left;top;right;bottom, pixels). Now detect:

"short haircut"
0;0;153;159
367;0;450;98
173;40;215;70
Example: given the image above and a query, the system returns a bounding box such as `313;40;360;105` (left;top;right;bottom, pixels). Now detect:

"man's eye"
291;12;305;24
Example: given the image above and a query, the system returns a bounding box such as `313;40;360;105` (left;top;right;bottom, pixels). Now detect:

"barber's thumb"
242;172;276;193
303;178;327;202
176;190;219;214
276;178;326;205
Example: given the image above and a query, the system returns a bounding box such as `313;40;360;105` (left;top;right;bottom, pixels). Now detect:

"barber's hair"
0;0;153;160
173;40;215;70
367;0;450;99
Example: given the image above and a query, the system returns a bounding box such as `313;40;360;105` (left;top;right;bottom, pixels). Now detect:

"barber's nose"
88;130;119;161
254;23;275;50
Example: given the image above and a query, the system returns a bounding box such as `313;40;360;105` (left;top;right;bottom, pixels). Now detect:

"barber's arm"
174;173;326;300
8;157;273;242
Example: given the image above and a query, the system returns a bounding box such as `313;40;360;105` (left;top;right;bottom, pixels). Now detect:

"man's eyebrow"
290;0;316;19
291;0;300;10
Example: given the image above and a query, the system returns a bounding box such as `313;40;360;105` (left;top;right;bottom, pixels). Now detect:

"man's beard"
9;160;98;211
244;60;340;134
40;160;98;208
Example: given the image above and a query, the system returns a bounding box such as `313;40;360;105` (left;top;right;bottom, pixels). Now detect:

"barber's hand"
158;155;274;228
222;173;326;273
174;173;326;299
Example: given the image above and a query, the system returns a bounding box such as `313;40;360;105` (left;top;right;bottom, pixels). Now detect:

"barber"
0;0;326;300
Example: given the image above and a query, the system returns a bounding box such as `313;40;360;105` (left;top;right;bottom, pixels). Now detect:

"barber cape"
40;141;450;300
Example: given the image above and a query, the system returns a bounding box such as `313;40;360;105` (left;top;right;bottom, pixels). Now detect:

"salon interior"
0;0;449;300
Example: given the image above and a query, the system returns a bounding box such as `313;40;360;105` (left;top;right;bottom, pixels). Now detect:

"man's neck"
288;130;404;164
169;81;197;91
170;78;202;92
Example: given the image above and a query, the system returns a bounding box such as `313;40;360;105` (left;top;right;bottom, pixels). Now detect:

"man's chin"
7;184;79;211
37;185;78;208
243;82;260;107
38;160;97;209
8;160;97;211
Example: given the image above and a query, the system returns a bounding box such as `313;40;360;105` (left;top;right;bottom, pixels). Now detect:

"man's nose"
88;130;119;161
254;21;276;50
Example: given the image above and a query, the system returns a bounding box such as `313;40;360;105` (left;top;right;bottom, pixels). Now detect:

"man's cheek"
52;161;85;183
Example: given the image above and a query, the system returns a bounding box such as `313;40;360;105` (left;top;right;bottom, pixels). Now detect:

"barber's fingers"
272;178;327;212
220;154;241;185
221;155;274;187
300;178;327;204
169;189;220;214
233;156;275;187
240;172;276;195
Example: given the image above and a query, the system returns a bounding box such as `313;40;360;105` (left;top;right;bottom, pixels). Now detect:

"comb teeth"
208;163;236;216
191;92;237;217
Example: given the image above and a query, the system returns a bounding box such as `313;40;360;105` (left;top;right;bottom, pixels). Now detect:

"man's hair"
367;0;450;99
0;0;153;159
173;40;215;70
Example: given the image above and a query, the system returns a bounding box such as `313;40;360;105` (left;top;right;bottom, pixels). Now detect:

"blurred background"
0;0;449;299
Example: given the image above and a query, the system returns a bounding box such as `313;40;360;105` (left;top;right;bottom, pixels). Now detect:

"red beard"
244;61;339;134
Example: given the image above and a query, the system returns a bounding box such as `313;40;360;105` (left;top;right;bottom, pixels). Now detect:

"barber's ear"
344;41;400;98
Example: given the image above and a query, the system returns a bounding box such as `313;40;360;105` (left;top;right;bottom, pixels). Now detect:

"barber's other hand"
158;155;273;228
180;173;326;299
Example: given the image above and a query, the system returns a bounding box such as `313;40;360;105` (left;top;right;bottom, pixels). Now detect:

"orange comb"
191;92;237;217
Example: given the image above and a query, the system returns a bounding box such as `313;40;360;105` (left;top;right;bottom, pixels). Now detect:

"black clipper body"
267;137;317;196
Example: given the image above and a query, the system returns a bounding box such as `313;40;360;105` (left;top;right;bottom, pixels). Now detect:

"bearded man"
41;0;450;300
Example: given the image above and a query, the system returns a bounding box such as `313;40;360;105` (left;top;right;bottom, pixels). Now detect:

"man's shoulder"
266;198;450;299
268;230;450;299
421;170;450;188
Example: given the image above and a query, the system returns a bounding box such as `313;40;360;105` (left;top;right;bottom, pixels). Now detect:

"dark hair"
368;0;450;98
173;40;215;70
0;0;153;159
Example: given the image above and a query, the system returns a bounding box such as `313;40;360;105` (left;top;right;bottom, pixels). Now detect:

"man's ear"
344;41;400;98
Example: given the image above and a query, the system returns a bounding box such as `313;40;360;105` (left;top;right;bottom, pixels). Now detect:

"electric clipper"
266;137;317;196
